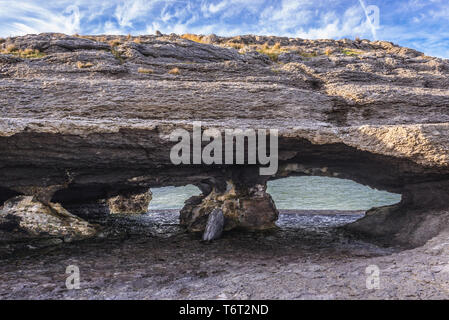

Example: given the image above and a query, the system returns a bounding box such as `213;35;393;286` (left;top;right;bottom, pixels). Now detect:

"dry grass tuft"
181;34;205;43
0;46;46;58
226;42;244;50
4;44;17;53
299;51;318;58
138;67;154;74
256;43;287;62
76;61;94;69
168;67;180;75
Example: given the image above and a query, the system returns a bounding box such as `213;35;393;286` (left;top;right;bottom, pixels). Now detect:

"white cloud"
114;0;155;28
0;0;447;58
0;1;82;36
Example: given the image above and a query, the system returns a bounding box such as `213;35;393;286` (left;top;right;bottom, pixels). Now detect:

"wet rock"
203;208;224;241
0;196;96;240
64;200;111;218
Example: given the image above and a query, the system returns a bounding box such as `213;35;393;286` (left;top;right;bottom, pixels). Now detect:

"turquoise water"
149;185;201;210
267;176;400;210
149;176;401;211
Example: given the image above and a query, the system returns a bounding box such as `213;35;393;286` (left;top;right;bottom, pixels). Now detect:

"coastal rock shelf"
0;33;448;247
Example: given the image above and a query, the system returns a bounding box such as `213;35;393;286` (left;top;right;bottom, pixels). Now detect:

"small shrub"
138;67;154;74
76;61;94;69
133;37;143;44
168;67;180;75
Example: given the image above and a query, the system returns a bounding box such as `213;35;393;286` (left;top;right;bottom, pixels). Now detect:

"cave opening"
146;176;401;231
267;176;401;211
149;184;201;210
267;176;402;231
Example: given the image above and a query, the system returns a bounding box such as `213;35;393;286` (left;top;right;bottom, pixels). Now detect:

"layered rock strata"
0;33;448;246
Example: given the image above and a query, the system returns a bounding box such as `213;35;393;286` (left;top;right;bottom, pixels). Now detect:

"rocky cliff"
0;33;448;247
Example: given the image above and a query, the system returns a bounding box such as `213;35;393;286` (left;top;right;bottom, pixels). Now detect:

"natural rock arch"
0;33;448;248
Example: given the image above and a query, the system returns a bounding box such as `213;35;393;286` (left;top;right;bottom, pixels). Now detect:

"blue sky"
0;0;448;58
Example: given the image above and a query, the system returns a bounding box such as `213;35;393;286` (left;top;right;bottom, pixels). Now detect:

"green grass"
299;51;318;59
342;49;362;56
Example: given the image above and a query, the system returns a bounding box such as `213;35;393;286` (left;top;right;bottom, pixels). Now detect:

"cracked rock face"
0;33;449;246
0;196;96;240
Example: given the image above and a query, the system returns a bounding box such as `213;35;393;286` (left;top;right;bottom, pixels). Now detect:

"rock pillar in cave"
180;168;279;232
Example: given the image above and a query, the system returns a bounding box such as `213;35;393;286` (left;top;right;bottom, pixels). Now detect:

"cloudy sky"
0;0;448;58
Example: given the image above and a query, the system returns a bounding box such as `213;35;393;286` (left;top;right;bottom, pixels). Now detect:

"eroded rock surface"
0;196;96;240
0;33;448;245
107;189;152;214
181;179;278;232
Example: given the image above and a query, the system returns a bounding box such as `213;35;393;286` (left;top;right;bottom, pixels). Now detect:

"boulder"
202;208;224;241
0;196;96;240
107;189;152;214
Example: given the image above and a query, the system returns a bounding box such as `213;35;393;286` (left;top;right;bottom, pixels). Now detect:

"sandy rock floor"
0;211;448;300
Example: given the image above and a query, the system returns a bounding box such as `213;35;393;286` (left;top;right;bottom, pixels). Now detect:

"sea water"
149;176;401;211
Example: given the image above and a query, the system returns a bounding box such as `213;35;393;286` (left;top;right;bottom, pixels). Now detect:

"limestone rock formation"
0;196;96;240
0;33;448;246
107;189;152;214
181;178;278;232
